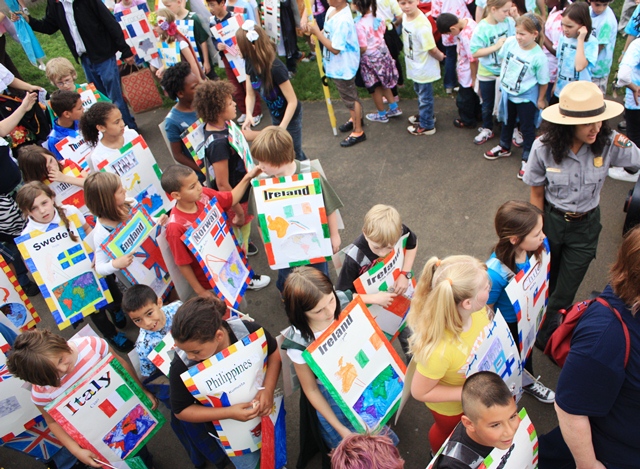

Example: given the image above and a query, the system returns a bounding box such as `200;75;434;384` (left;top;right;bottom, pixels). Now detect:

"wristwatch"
401;271;413;279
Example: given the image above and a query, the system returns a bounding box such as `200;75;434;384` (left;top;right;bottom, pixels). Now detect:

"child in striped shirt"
7;329;157;469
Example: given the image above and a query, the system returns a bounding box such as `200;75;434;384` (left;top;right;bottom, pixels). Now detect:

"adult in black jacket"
19;0;138;130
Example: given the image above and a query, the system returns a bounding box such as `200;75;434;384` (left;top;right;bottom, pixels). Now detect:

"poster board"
0;348;42;443
227;120;255;171
95;135;171;218
463;312;523;401
46;355;165;463
180;326;268;456
181;119;207;176
182;199;252;308
77;83;102;111
426;408;538;469
261;0;280;42
147;332;175;377
47;164;91;218
1;415;63;461
505;239;550;362
175;18;202;64
158;228;195;302
353;232;415;341
54;134;92;171
115;4;159;63
15;219;112;330
210;14;247;83
253;172;333;270
302;297;406;433
100;205;172;300
0;254;39;331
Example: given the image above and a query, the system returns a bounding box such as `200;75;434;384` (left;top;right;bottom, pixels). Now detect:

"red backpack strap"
595;298;631;368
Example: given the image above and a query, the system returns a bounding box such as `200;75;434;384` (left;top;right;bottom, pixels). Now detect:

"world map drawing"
353;365;403;428
52;272;102;319
0;302;28;329
207;249;247;300
267;216;322;259
103;404;156;459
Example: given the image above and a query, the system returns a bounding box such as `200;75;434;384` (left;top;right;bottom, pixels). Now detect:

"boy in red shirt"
161;164;269;300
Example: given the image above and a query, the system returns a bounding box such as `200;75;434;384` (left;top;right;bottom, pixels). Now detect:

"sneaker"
109;309;127;329
408;115;435;125
484;145;512;160
518;161;526;180
386;107;403;118
301;52;315;62
107;332;134;353
445;87;453;94
474;127;494;145
512;128;524;147
524;378;555;404
22;281;40;297
366;112;389;123
247;242;259;256
251;114;263;127
407;125;436;135
608;166;640;182
247;274;271;290
618;120;627;131
237;114;246;124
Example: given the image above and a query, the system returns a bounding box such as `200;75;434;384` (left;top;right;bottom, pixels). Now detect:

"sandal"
453;118;471;128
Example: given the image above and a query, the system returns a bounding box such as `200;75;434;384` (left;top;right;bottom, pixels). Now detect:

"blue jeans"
214;438;260;469
276;261;329;292
0;241;30;287
444;45;457;90
271;108;307;161
499;99;537;162
413;82;435;130
479;79;497;130
81;55;137;131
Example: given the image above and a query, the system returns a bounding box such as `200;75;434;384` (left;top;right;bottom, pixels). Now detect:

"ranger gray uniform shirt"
524;132;640;213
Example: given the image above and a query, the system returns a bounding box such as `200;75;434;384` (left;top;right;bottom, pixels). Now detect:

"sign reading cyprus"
46;355;165;463
95;135;171;218
353;232;415;342
505;239;550;362
302;297;406;433
15;219;112;329
253;172;332;270
180;324;268;456
182;199;252;308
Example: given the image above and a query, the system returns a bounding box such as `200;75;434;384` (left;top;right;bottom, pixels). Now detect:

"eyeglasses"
55;78;75;87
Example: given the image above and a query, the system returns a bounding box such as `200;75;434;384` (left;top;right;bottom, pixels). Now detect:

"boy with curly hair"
193;80;270;286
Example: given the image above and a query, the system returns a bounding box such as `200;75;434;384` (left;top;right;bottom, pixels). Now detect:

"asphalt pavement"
1;94;633;469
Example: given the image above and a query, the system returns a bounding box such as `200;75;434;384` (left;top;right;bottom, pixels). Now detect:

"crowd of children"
2;0;640;467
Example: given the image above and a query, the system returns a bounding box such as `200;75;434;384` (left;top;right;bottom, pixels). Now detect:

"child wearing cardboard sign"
168;296;282;469
335;204;417;361
46;90;86;163
6;329;158;468
280;267;398;456
407;255;491;453
122;284;231;469
250;126;343;292
160;164;268;301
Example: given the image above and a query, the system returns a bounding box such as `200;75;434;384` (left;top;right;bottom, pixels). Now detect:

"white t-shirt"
402;13;441;84
88;128;139;173
286;326;329;365
23;205;86;238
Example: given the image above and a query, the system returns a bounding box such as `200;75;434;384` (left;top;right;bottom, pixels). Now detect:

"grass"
3;0;630;103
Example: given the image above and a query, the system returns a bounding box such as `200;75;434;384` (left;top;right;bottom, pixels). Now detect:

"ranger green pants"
536;205;602;348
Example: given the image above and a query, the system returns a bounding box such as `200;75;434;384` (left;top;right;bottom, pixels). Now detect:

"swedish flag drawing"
57;245;87;269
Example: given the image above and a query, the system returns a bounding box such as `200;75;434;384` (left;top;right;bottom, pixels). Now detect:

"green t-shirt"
470;17;515;77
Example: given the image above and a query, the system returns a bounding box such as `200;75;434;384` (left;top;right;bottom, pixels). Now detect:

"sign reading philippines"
101;205;172;300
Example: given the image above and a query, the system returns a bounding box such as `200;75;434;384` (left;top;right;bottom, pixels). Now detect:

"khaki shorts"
333;77;362;112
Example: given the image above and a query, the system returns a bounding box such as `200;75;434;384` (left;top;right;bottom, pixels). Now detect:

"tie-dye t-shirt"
499;37;549;102
402;12;441;83
432;0;472;46
454;18;478;88
544;6;567;82
589;6;618;78
470;17;516;77
620;38;640;110
555;33;598;96
323;6;360;80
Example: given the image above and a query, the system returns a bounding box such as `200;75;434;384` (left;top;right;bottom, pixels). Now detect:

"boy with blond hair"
250;126;343;291
336;204;417;359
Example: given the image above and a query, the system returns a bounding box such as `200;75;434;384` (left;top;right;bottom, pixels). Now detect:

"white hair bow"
242;20;259;42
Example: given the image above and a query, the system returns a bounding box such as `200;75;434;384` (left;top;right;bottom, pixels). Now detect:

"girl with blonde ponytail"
407;255;491;453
